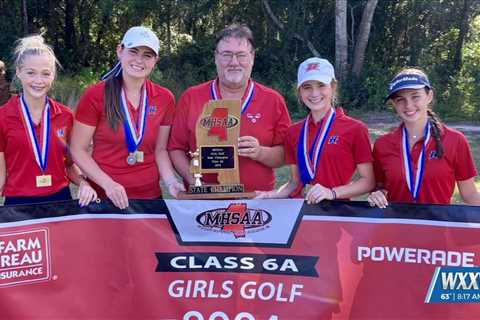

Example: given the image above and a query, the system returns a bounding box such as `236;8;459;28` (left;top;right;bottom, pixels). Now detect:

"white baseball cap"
121;26;160;55
297;57;336;87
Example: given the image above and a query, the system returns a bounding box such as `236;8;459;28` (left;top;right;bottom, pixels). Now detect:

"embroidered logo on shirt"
148;106;157;115
246;113;261;123
429;150;439;160
328;136;339;144
56;127;67;147
56;128;65;138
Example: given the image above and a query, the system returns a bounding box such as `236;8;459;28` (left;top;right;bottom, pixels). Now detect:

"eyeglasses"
216;50;252;64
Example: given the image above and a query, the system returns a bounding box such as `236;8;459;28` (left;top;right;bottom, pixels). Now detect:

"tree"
335;0;348;81
351;0;378;77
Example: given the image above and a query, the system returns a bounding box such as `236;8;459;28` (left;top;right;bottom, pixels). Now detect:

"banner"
0;199;479;319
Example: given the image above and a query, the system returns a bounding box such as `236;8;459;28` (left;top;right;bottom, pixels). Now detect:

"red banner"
0;199;479;319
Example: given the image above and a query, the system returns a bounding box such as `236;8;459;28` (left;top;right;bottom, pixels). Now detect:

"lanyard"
402;122;431;200
297;109;336;185
210;79;255;114
19;95;51;172
120;87;148;153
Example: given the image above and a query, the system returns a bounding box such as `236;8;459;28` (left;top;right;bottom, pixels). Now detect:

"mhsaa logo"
196;203;272;238
0;229;51;287
200;115;239;129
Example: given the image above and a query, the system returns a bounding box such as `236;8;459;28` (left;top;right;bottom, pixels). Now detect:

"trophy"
178;100;255;199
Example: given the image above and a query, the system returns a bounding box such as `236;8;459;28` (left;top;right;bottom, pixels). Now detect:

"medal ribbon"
297;109;336;185
19;95;51;172
402;121;431;200
121;87;148;153
210;79;255;114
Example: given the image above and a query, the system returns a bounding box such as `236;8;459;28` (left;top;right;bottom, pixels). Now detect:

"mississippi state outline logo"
0;229;51;287
196;203;272;238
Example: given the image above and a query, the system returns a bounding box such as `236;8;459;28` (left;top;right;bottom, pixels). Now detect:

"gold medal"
127;153;137;165
134;151;144;163
36;175;52;187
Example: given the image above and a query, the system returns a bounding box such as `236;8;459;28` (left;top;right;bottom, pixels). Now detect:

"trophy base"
177;184;256;200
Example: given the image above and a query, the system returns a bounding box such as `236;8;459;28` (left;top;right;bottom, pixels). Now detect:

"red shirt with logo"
168;79;291;192
284;108;373;197
0;96;72;196
75;80;175;199
373;124;477;204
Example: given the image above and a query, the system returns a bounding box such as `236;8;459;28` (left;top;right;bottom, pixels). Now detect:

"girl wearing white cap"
257;57;374;203
367;67;480;207
70;26;184;209
257;57;374;319
0;34;96;205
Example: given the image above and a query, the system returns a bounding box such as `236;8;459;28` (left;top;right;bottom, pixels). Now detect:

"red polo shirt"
373;124;477;204
284;108;373;197
75;80;175;199
168;79;291;192
0;96;72;196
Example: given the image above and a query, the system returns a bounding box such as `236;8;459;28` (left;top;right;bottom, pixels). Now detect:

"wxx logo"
196;203;272;238
425;267;480;303
0;229;51;287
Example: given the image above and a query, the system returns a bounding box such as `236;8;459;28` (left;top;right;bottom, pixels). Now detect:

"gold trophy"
178;100;255;199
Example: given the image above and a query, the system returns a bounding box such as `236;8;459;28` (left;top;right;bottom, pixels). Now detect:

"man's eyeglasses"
216;51;252;64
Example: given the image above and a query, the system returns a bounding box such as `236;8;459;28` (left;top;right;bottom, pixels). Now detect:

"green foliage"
2;0;480;121
50;69;98;108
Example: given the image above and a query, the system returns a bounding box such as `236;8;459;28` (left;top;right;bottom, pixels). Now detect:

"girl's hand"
78;180;98;207
367;190;389;209
166;180;186;199
104;180;129;209
305;183;334;204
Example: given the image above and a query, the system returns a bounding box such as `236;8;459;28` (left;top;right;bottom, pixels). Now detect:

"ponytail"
427;108;444;158
104;74;124;130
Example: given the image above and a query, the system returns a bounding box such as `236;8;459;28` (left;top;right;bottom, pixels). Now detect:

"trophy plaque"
178;100;255;199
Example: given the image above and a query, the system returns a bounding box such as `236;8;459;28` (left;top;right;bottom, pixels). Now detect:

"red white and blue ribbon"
402;121;431;200
210;79;255;114
297;108;336;185
121;87;148;153
19;95;51;172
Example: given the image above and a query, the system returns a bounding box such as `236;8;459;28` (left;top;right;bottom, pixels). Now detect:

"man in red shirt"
168;24;291;192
